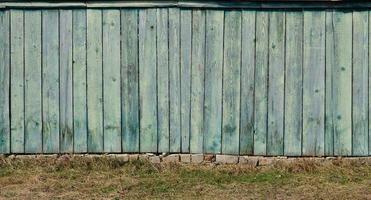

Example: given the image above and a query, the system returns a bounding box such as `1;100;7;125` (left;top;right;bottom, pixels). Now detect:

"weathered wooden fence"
0;7;370;156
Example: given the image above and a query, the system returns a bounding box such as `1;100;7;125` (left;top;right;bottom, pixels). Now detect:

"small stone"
239;156;258;166
325;157;336;160
115;154;129;162
204;154;215;162
191;154;204;164
129;154;139;161
162;154;179;163
216;155;238;164
149;156;161;164
180;154;191;163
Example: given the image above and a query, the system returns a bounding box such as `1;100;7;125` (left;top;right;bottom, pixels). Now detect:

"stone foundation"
1;154;371;166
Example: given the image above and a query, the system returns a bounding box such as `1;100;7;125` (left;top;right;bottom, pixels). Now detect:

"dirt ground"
0;156;370;199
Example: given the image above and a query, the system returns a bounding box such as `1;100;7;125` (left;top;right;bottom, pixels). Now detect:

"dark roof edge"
0;1;370;9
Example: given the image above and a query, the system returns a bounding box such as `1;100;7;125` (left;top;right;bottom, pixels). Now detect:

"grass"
0;156;370;199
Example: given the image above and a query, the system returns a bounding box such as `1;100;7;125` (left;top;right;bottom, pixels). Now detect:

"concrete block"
129;154;139;161
180;154;191;163
115;154;129;162
191;154;204;164
216;155;238;164
238;156;258;166
162;154;179;163
258;157;273;166
149;156;161;164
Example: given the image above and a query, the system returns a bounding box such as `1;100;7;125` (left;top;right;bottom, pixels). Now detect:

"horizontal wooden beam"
0;1;370;9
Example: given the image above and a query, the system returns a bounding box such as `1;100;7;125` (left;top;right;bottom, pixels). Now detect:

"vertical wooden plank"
353;11;368;156
222;11;241;155
190;9;205;154
60;10;73;153
254;11;268;156
10;10;24;153
139;9;157;152
326;11;352;156
121;9;139;153
267;11;285;156
325;11;334;156
303;11;325;156
24;10;42;153
180;9;191;153
240;10;255;155
0;10;10;154
87;9;103;152
103;9;121;153
169;8;181;153
73;9;87;153
204;10;223;154
42;10;60;153
157;8;169;153
284;12;303;156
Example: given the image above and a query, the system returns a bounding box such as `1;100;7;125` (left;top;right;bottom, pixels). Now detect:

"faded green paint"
0;8;370;156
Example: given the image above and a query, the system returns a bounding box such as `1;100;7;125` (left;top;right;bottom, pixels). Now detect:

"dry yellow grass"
0;156;370;199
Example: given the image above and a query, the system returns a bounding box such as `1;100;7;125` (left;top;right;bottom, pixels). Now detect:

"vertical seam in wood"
119;9;123;153
266;12;270;156
253;10;257;155
202;10;206;154
283;11;286;156
301;10;304;156
86;9;89;153
71;10;75;153
221;10;225;154
40;10;44;153
22;10;25;153
351;11;354;155
238;10;242;155
137;9;140;153
188;9;193;153
167;8;170;153
8;10;12;153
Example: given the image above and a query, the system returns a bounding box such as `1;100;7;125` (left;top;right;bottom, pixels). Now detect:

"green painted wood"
325;11;334;156
284;11;303;156
204;10;223;154
156;8;169;153
10;10;24;153
24;10;42;153
42;10;60;153
73;9;87;153
254;11;268;156
267;11;285;156
139;9;157;152
303;11;325;156
59;10;73;153
0;10;10;154
179;9;191;153
240;10;255;155
190;9;205;154
87;9;104;152
121;9;139;153
327;11;352;156
352;11;368;156
169;8;181;153
103;9;121;153
222;10;241;155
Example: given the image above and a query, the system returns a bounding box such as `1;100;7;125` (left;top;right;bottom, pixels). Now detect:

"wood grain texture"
267;11;285;156
303;11;325;156
254;11;269;156
157;8;169;153
284;12;303;156
60;10;73;153
327;11;352;156
10;10;24;153
190;9;205;154
139;9;158;152
222;11;241;155
73;9;87;153
369;11;371;156
240;10;255;155
24;10;42;153
169;8;181;153
0;10;10;154
121;9;139;153
42;10;60;153
352;11;368;156
103;9;121;153
87;9;104;153
204;10;223;154
180;8;191;153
